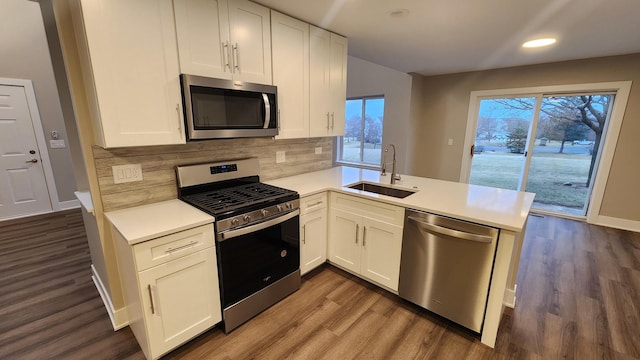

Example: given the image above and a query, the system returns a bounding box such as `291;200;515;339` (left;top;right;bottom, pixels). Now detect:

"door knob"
26;159;38;163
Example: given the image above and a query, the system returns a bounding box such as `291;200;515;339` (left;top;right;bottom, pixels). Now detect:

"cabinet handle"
363;226;366;246
175;104;183;138
355;224;359;244
147;285;156;315
331;112;335;130
222;41;231;71
326;112;330;130
306;201;323;208
166;241;197;253
302;224;306;244
232;43;240;71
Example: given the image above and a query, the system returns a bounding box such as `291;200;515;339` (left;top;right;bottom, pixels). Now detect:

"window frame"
335;95;385;169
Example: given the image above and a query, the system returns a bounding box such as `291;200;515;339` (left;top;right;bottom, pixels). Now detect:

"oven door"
216;210;299;308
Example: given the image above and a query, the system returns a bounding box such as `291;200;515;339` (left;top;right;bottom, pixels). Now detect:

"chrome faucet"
381;144;401;184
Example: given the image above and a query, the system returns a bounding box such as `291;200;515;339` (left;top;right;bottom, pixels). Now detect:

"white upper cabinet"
228;0;272;84
271;11;309;139
308;26;331;137
75;0;185;148
174;0;230;79
174;0;272;84
328;33;348;136
309;26;347;137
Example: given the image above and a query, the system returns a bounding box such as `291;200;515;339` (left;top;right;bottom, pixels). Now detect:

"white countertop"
105;199;214;245
265;166;535;232
74;191;94;214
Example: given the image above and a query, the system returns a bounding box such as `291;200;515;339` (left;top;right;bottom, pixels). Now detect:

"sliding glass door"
469;97;536;191
469;92;615;217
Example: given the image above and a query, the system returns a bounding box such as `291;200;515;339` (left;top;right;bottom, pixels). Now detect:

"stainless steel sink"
347;182;416;199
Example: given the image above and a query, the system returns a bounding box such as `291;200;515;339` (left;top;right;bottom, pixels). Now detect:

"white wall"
346;56;413;174
0;0;77;202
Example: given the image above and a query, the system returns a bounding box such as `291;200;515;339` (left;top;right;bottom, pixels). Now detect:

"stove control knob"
261;209;268;217
285;203;292;209
276;205;283;212
231;218;239;226
243;215;251;222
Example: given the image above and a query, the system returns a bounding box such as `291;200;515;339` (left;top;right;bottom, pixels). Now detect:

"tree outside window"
337;97;384;167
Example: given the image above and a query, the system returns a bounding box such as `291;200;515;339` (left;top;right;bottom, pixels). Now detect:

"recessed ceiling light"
388;9;410;18
522;38;557;48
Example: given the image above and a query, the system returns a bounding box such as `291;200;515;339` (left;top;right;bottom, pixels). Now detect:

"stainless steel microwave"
180;74;278;140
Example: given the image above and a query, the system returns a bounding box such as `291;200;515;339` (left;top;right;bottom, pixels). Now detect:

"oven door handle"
219;209;300;241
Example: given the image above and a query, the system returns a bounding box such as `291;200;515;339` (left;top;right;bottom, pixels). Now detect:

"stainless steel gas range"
176;158;300;333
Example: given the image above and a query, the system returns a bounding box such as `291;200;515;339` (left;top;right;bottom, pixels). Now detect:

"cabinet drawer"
300;192;327;215
133;224;214;271
330;192;404;226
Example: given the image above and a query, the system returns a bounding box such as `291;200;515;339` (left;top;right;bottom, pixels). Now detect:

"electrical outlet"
112;164;143;184
315;147;322;154
448;138;454;146
276;151;286;163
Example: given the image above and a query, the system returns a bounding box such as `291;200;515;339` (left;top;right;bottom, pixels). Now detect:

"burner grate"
182;182;294;214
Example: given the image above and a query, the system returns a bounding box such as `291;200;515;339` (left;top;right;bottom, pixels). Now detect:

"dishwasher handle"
407;216;493;243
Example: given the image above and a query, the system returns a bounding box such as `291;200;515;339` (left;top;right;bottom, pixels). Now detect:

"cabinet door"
138;248;221;359
328;33;348;136
79;0;185;147
360;218;403;291
272;11;309;139
228;0;272;84
328;208;361;273
308;26;331;137
300;210;327;275
174;0;232;79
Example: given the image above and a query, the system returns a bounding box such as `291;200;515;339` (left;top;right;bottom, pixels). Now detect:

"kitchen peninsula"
266;166;535;347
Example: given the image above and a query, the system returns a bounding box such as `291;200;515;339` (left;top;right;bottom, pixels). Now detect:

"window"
336;96;385;167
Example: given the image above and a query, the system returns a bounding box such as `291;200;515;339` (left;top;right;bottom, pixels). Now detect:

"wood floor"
1;209;639;359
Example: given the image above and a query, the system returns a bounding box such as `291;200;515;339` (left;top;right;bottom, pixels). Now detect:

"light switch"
112;164;143;184
448;138;454;146
49;139;66;148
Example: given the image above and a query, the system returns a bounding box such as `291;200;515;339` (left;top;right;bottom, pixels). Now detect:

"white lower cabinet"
328;192;404;291
299;193;328;274
113;224;221;360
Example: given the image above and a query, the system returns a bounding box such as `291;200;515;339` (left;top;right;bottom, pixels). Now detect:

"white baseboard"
503;284;517;308
58;199;80;211
596;216;640;233
91;264;128;330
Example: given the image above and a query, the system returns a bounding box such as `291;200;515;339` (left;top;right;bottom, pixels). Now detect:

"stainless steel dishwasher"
398;209;499;333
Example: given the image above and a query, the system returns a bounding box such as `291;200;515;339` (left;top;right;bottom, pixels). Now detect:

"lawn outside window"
336;96;385;168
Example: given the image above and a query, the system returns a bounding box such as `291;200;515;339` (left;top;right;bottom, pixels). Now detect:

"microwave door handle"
262;93;271;129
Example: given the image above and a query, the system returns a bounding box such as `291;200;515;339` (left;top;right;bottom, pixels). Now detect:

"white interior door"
0;84;52;220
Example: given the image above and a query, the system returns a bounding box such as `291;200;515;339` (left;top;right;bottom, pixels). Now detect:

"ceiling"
253;0;640;76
